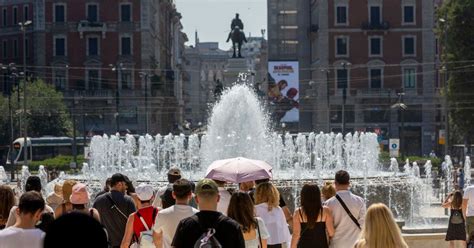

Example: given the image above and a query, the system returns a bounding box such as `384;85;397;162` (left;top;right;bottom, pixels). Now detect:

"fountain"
465;156;471;187
0;166;8;184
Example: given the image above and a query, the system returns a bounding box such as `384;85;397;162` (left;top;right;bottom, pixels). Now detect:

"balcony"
361;21;390;31
77;20;107;39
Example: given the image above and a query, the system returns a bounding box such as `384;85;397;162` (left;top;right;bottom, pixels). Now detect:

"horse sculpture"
227;26;247;58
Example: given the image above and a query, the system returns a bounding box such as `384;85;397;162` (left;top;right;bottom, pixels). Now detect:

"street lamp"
139;71;150;134
340;62;351;134
109;63;124;134
439;17;450;156
321;68;331;132
19;20;32;167
392;91;407;158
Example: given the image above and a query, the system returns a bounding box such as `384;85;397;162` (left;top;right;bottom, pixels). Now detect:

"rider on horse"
226;13;248;58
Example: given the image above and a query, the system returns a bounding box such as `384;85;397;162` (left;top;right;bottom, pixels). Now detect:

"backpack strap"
136;211;150;231
105;193;128;220
255;218;263;248
335;194;361;229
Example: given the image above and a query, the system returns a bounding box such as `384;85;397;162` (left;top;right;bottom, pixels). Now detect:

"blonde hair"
62;180;77;204
355;203;408;248
255;182;279;211
321;181;336;200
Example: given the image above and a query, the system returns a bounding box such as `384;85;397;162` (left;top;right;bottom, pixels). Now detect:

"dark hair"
335;170;350;185
103;178;112;191
25;176;42;193
0;185;15;221
255;178;270;185
110;173;127;187
72;204;86;211
300;184;323;229
451;190;463;209
173;179;192;199
214;180;226;187
227;192;257;232
124;176;135;194
167;174;181;184
44;212;108;248
18;191;45;215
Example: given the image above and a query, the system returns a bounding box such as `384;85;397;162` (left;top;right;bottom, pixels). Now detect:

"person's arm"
442;194;453;208
324;207;335;239
291;209;301;248
120;214;135;248
282;206;293;227
92;208;101;223
5;206;17;227
153;230;163;248
463;199;469;219
54;205;62;219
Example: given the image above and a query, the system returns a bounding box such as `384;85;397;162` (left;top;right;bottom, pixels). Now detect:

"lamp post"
341;62;351;134
321;68;331;132
19;20;32;167
439;17;449;156
392;91;407;158
139;72;150;134
1;63;17;180
109;63;124;134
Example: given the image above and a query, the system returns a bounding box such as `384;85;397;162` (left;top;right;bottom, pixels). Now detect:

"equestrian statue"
226;13;248;58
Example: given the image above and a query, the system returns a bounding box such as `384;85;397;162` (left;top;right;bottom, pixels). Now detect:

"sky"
175;0;267;50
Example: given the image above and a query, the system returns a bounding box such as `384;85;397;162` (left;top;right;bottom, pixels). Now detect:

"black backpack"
192;215;223;248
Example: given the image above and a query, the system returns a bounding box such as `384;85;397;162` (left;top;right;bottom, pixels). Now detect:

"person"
121;183;157;248
0;185;15;230
69;183;100;222
251;179;293;228
463;183;474;236
153;179;199;248
54;179;77;218
44;212;108;248
6;176;55;227
321;182;336;202
124;176;141;209
228;192;270;248
430;150;437;158
268;80;288;101
353;203;408;248
255;182;291;248
152;167;182;208
215;179;232;215
325;170;366;248
172;179;245;248
95;177;112;199
93;173;136;248
291;184;335;248
0;191;45;248
46;183;63;211
459;168;465;190
239;181;255;193
443;190;466;248
230;13;244;30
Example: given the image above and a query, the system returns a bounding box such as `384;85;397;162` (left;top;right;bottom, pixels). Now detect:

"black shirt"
92;190;136;246
172;211;245;248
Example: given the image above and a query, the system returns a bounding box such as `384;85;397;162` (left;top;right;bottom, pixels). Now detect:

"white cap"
136;183;154;201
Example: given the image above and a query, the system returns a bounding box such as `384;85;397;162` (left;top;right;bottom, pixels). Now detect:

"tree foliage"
0;80;72;145
437;0;474;144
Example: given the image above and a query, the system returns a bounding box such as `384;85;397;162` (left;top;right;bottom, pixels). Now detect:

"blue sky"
175;0;267;49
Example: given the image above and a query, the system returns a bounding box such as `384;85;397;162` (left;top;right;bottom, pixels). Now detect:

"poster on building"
267;61;299;122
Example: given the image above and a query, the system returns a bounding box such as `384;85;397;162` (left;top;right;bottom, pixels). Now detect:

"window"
403;36;415;56
364;106;389;123
87;4;98;22
120;36;131;55
403;68;416;88
12;6;17;25
2;8;7;26
120;71;132;89
87;37;99;56
336;5;347;25
120;4;131;22
87;70;100;89
369;68;382;88
54;69;67;90
403;5;415;24
54;37;66;56
370;6;381;25
54;4;65;23
336;37;348;56
330;105;354;123
13;40;18;58
336;68;348;89
23;5;29;22
370;37;382;56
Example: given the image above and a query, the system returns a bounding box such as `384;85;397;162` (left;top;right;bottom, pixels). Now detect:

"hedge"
29;155;85;172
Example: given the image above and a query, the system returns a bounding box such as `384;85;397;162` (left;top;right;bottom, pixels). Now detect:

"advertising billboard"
267;61;299;122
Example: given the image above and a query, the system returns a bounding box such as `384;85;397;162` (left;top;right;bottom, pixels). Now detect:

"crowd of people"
0;167;435;248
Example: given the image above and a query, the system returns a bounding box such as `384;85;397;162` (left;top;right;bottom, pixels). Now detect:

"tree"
0;79;73;146
437;0;474;148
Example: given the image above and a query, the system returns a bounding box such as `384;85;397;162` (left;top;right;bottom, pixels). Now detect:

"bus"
7;137;88;166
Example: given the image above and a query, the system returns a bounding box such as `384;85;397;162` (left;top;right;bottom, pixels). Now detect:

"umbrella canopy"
205;157;273;183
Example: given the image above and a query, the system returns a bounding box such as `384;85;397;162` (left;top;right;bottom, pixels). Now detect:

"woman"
442;190;466;248
121;183;157;248
54;179;76;218
291;184;334;248
125;176;141;209
321;182;336;202
69;183;100;222
0;185;15;230
255;182;291;248
228;192;270;248
354;203;408;248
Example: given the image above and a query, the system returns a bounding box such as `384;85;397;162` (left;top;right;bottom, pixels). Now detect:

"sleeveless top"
297;210;328;248
132;206;157;239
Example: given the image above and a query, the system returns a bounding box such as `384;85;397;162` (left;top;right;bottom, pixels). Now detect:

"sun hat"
53;183;63;198
69;183;90;205
195;179;219;195
136;183;154;201
62;180;77;203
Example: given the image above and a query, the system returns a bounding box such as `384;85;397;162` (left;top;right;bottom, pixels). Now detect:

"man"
172;179;245;248
153;179;198;248
0;191;45;248
215;180;232;215
463;184;474;236
152;167;182;208
95;177;112;199
326;170;366;248
230;13;244;30
93;173;136;248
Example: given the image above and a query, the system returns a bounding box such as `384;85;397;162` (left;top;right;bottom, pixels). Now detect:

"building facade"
0;0;187;136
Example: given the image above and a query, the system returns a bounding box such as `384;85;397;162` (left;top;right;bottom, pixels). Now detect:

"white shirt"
217;187;232;215
153;204;199;248
325;190;366;248
463;186;474;216
152;184;170;208
6;205;54;227
0;226;45;248
245;217;270;248
255;203;291;246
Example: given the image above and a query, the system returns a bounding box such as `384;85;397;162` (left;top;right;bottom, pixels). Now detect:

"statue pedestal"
223;58;249;87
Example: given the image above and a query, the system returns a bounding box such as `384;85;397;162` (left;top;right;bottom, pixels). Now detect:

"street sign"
389;139;400;157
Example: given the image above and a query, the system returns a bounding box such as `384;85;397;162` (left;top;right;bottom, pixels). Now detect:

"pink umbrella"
205;157;273;183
